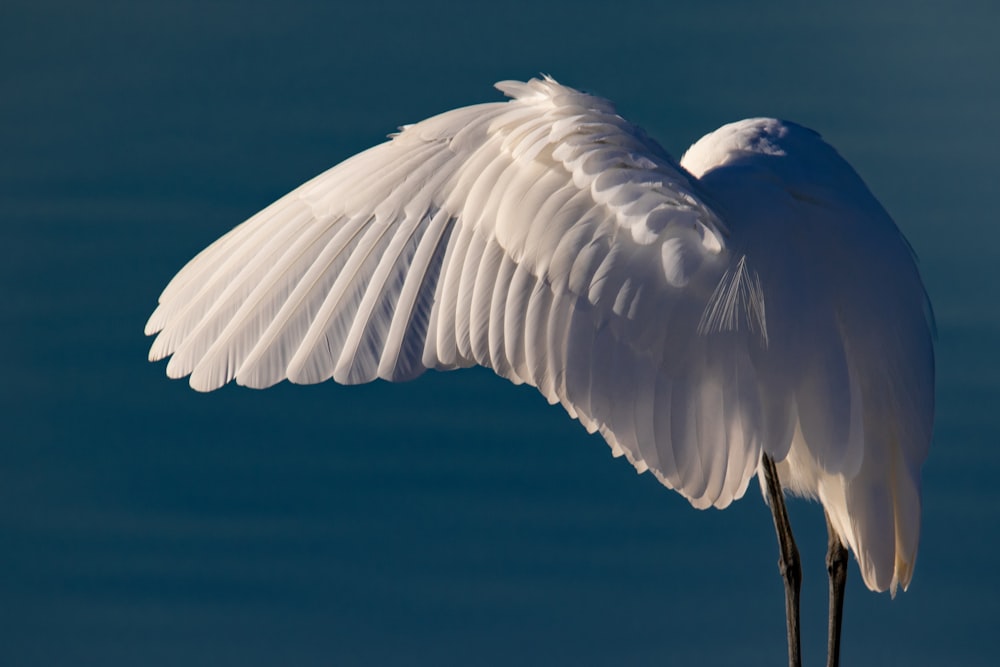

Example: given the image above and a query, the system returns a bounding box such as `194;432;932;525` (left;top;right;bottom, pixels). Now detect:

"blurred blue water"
2;1;998;665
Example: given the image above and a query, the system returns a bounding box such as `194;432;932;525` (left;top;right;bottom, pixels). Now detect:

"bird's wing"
147;76;770;509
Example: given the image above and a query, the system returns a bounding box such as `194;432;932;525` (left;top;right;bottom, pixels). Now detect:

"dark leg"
762;454;802;667
825;512;849;667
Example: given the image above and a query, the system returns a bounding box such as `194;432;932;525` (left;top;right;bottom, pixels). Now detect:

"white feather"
148;79;934;596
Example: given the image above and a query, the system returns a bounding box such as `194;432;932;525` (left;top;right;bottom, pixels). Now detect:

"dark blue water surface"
3;1;998;665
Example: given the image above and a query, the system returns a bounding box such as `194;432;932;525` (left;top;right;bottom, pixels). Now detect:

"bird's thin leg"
825;511;849;667
762;454;802;667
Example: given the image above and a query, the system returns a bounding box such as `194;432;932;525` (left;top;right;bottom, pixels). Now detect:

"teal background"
3;1;998;665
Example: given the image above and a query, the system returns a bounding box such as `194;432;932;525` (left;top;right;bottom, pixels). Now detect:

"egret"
146;76;934;667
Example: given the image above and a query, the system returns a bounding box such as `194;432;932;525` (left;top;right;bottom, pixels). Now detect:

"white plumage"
146;77;934;605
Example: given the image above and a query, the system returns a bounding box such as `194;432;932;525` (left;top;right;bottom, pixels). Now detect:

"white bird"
146;76;934;667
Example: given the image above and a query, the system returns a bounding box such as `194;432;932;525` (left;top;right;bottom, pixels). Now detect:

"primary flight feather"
147;76;934;665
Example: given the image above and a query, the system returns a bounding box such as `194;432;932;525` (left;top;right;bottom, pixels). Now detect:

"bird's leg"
825;511;849;667
762;454;802;667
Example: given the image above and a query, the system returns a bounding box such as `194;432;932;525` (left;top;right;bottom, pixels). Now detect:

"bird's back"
682;118;935;593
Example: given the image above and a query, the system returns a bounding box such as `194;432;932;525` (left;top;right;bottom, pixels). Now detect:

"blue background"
3;1;998;665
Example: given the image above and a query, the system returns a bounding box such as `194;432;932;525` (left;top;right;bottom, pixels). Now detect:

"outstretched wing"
147;76;770;509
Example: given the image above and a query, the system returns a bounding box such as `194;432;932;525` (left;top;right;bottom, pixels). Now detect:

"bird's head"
680;118;884;219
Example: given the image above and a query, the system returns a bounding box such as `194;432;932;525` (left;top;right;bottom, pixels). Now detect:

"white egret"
146;76;934;667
